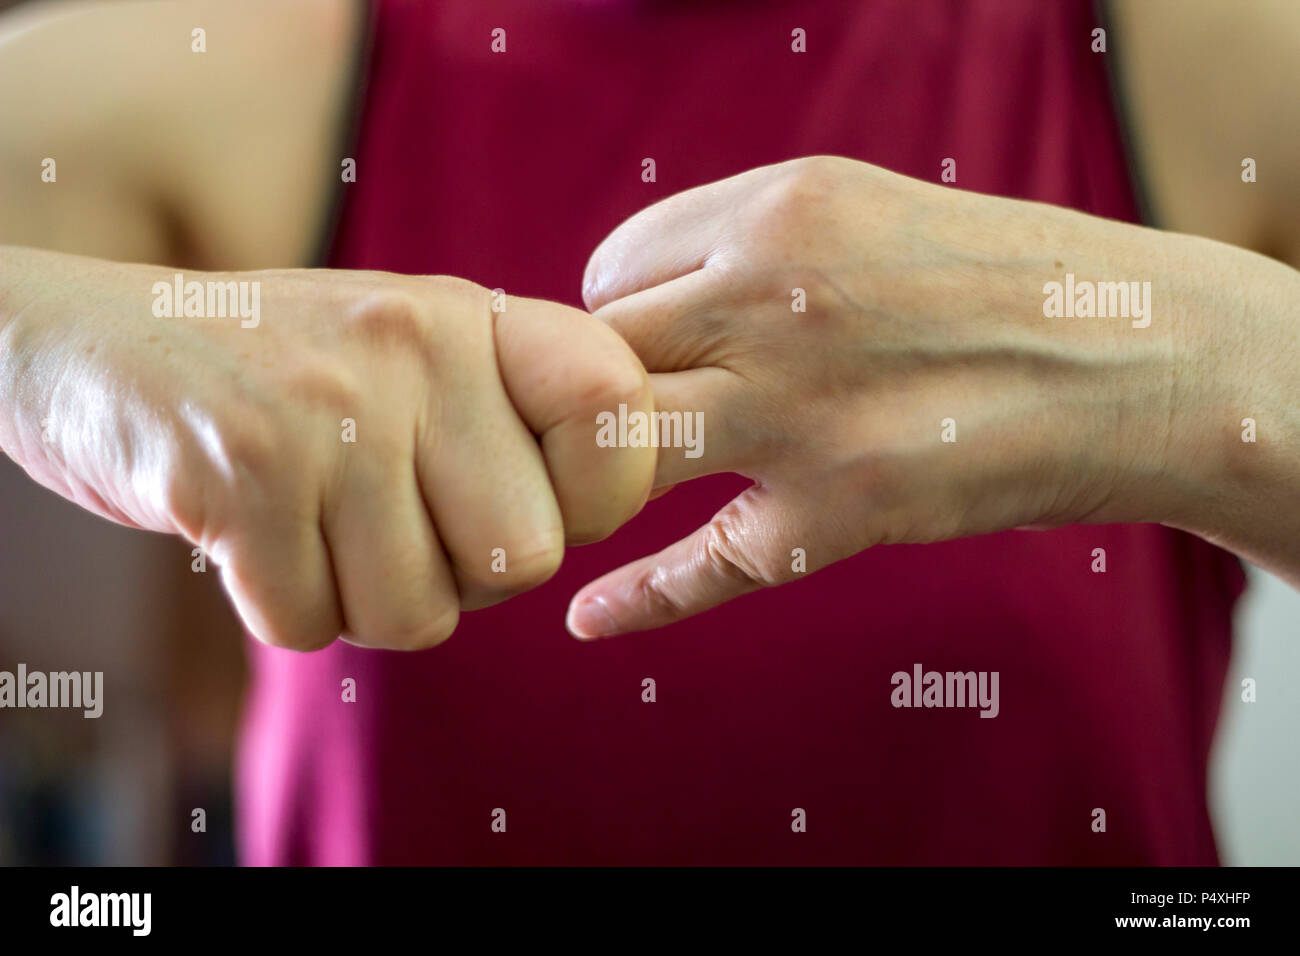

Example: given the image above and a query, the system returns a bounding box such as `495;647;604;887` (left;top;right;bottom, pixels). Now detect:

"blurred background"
0;456;244;865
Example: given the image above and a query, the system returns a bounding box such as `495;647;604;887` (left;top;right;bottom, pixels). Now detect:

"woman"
1;0;1297;864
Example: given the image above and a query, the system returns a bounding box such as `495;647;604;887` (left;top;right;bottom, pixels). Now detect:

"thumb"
566;483;822;638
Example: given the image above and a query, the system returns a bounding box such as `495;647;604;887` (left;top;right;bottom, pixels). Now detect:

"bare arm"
0;0;358;267
1111;0;1300;267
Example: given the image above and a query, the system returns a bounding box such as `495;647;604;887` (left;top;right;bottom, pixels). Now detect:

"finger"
496;297;655;544
566;484;805;638
215;500;344;653
582;166;774;310
326;454;461;650
593;268;732;374
418;342;567;608
592;264;754;487
643;368;744;488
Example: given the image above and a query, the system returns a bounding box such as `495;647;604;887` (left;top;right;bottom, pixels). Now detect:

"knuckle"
460;541;566;608
745;158;849;290
505;543;565;591
571;356;651;421
284;356;365;422
345;289;426;337
633;563;688;621
788;154;848;188
158;410;277;539
218;413;281;481
197;403;282;477
767;155;841;216
341;288;441;363
746;157;854;268
700;509;774;589
418;274;487;304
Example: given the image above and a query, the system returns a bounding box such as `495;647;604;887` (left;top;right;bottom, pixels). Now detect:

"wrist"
1156;234;1300;542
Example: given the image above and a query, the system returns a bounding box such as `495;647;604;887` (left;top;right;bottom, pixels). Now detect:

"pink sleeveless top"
237;0;1245;864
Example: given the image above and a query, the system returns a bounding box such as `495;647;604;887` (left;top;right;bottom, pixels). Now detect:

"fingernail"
566;595;620;639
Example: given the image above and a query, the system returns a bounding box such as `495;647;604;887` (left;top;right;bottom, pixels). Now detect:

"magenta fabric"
236;0;1246;864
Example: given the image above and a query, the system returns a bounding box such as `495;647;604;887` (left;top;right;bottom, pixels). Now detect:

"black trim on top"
1096;0;1159;229
310;0;378;268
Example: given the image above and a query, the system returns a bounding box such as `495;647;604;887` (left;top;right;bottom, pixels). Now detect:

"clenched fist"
0;248;655;650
